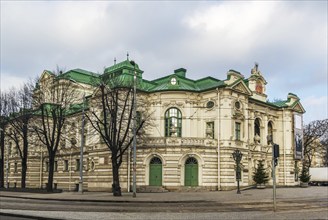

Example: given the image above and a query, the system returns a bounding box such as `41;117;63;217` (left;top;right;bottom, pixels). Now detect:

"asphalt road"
1;187;327;219
0;196;327;212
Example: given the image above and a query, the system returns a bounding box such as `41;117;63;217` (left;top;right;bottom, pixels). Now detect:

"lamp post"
232;149;243;194
268;135;279;212
130;60;137;198
69;79;86;194
78;93;86;194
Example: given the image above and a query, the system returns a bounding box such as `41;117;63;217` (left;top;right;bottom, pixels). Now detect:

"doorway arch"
185;157;198;186
149;157;162;186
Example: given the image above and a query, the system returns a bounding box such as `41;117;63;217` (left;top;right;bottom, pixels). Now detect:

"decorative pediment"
290;101;306;113
39;70;54;82
229;80;252;96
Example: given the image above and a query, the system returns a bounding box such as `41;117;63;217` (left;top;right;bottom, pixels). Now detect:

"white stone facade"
4;62;306;191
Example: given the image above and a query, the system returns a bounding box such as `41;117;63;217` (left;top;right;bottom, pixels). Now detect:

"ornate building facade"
4;60;305;191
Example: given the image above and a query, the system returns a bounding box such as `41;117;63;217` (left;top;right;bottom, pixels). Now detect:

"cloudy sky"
1;1;327;123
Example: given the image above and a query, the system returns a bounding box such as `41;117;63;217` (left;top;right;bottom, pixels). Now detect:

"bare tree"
4;82;34;188
0;91;10;188
320;132;328;166
86;74;149;196
32;71;78;192
303;119;328;169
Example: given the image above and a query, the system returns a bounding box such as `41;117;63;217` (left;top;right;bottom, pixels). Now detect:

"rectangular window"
14;162;18;173
45;161;49;172
54;161;58;172
206;122;214;139
235;122;241;141
136;111;142;127
76;159;80;171
64;160;69;171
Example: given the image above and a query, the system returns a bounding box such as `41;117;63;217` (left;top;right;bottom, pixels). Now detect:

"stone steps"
137;186;169;193
176;186;206;192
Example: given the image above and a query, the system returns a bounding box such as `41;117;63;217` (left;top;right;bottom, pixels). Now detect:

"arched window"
150;157;162;164
254;118;261;136
165;108;182;137
254;118;261;143
268;121;273;143
185;157;198;165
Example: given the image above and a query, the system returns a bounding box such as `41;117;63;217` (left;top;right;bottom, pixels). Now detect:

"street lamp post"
232;149;243;194
69;79;86;194
268;135;279;212
78;93;86;194
130;60;137;198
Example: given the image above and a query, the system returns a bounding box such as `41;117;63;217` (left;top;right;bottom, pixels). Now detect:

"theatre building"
4;60;305;191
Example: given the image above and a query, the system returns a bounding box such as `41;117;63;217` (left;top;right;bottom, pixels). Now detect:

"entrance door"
149;157;162;186
185;157;198;186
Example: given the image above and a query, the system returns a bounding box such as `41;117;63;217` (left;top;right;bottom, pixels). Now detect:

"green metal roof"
104;60;142;74
267;100;289;108
39;61;300;111
144;74;225;92
59;69;100;85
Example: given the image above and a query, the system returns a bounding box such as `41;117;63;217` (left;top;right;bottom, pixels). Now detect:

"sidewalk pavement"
1;186;327;203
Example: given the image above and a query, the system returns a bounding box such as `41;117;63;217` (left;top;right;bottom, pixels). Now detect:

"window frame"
206;121;215;139
54;161;58;172
165;107;182;137
254;118;261;136
76;159;80;171
14;162;18;173
235;122;241;141
64;160;69;172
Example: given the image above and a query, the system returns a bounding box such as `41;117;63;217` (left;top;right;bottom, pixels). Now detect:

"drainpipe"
127;145;130;192
39;149;43;188
69;151;72;191
217;89;221;190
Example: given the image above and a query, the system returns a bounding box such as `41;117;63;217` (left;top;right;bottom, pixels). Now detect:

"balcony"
142;137;218;147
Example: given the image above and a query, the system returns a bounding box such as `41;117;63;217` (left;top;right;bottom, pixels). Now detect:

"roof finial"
251;62;259;75
255;62;259;71
114;57;116;65
127;52;129;61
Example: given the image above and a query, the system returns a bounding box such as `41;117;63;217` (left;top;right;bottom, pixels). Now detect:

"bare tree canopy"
32;70;78;192
86;74;150;196
0;80;36;188
0;91;10;188
303;119;328;169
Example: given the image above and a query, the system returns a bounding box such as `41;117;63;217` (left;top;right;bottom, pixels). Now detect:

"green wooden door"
149;157;162;186
185;157;198;186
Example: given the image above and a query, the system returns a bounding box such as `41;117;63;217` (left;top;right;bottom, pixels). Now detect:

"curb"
0;212;61;220
0;195;207;204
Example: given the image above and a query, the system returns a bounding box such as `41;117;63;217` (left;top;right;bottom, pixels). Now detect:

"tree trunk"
47;155;55;192
0;128;4;188
21;120;28;188
21;157;27;188
111;157;122;196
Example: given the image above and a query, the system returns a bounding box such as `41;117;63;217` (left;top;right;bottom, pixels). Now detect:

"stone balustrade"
143;137;218;147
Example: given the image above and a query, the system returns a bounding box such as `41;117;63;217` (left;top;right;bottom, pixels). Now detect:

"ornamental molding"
162;101;185;108
229;80;252;96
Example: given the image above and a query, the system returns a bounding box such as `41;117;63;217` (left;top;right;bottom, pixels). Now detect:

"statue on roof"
251;62;262;76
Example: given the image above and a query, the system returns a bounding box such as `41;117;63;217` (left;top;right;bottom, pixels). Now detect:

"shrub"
299;167;311;183
253;160;269;185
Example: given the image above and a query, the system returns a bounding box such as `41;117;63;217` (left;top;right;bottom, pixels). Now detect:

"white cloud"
0;73;27;91
0;1;327;122
303;96;328;124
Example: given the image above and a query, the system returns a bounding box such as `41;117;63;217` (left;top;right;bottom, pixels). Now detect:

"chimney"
174;68;187;78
